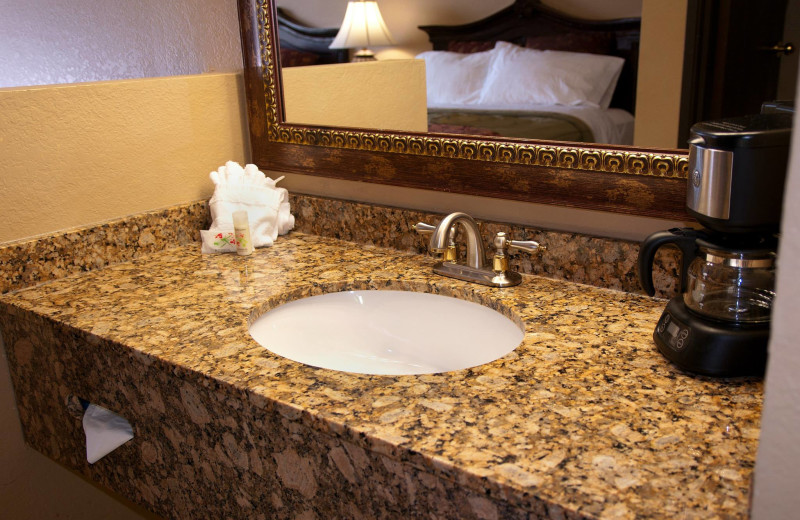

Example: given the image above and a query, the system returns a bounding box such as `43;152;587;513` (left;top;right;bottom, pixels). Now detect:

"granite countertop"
0;232;762;519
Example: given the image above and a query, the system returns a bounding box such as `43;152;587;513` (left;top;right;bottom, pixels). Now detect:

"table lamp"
329;1;395;61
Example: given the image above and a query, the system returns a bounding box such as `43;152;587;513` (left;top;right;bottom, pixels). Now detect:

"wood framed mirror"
238;0;690;221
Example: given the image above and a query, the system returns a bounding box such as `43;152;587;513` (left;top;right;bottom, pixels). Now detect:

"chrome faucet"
414;212;544;287
429;212;486;269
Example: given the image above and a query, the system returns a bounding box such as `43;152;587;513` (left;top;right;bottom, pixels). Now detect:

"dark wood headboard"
276;7;348;65
418;0;641;114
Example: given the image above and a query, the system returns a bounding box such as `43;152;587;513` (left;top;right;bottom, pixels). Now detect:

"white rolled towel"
207;161;294;248
274;187;295;235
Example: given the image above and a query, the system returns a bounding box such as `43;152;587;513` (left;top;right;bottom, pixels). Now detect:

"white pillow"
478;41;624;109
416;49;496;106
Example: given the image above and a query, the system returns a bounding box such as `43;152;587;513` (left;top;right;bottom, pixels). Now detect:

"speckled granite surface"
0;201;209;295
1;233;761;520
0;195;682;298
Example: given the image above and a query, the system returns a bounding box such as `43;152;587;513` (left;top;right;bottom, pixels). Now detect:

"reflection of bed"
425;104;633;143
418;0;641;144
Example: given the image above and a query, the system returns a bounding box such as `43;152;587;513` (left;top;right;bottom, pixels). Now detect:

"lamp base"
351;48;377;62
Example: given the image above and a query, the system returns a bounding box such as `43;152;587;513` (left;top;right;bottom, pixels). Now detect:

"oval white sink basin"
249;290;524;375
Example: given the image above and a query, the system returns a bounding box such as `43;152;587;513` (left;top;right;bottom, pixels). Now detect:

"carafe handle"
637;228;704;296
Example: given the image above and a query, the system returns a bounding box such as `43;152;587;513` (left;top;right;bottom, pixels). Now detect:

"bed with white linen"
418;0;641;145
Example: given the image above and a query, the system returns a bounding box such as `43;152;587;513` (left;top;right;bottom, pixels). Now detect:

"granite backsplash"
0;194;681;297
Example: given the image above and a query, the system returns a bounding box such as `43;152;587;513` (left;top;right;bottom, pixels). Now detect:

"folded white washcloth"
207;161;294;249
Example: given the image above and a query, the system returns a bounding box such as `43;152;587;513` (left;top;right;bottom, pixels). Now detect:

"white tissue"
82;404;134;464
207;161;294;249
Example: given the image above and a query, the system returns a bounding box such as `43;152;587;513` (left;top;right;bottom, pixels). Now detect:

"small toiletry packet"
201;229;238;254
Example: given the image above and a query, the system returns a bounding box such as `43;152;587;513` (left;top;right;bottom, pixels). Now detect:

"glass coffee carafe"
684;241;776;324
638;229;776;377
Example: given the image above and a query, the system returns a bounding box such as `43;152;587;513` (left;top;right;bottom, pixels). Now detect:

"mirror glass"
275;0;798;150
241;0;693;220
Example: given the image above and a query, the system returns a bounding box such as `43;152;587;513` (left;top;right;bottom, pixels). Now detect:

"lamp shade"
329;1;395;50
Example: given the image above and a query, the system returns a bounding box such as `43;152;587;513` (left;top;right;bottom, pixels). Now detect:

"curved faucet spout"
430;212;486;269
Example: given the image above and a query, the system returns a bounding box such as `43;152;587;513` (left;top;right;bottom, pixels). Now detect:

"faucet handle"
491;232;545;274
492;232;545;254
412;222;436;234
508;239;546;254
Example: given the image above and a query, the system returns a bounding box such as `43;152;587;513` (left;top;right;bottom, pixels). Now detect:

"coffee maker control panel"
653;299;769;377
656;312;689;351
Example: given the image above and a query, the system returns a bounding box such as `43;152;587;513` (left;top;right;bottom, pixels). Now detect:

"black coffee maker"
638;111;793;377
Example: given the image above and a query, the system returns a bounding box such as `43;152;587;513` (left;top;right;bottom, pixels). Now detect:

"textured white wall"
0;0;242;88
751;76;800;520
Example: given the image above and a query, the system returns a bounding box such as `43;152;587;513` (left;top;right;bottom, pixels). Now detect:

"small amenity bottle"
232;210;254;256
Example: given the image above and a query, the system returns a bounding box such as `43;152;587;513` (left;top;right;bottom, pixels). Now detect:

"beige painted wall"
633;0;688;148
0;73;249;244
282;60;428;131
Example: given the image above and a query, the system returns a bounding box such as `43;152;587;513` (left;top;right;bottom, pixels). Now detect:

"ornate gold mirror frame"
238;0;690;221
